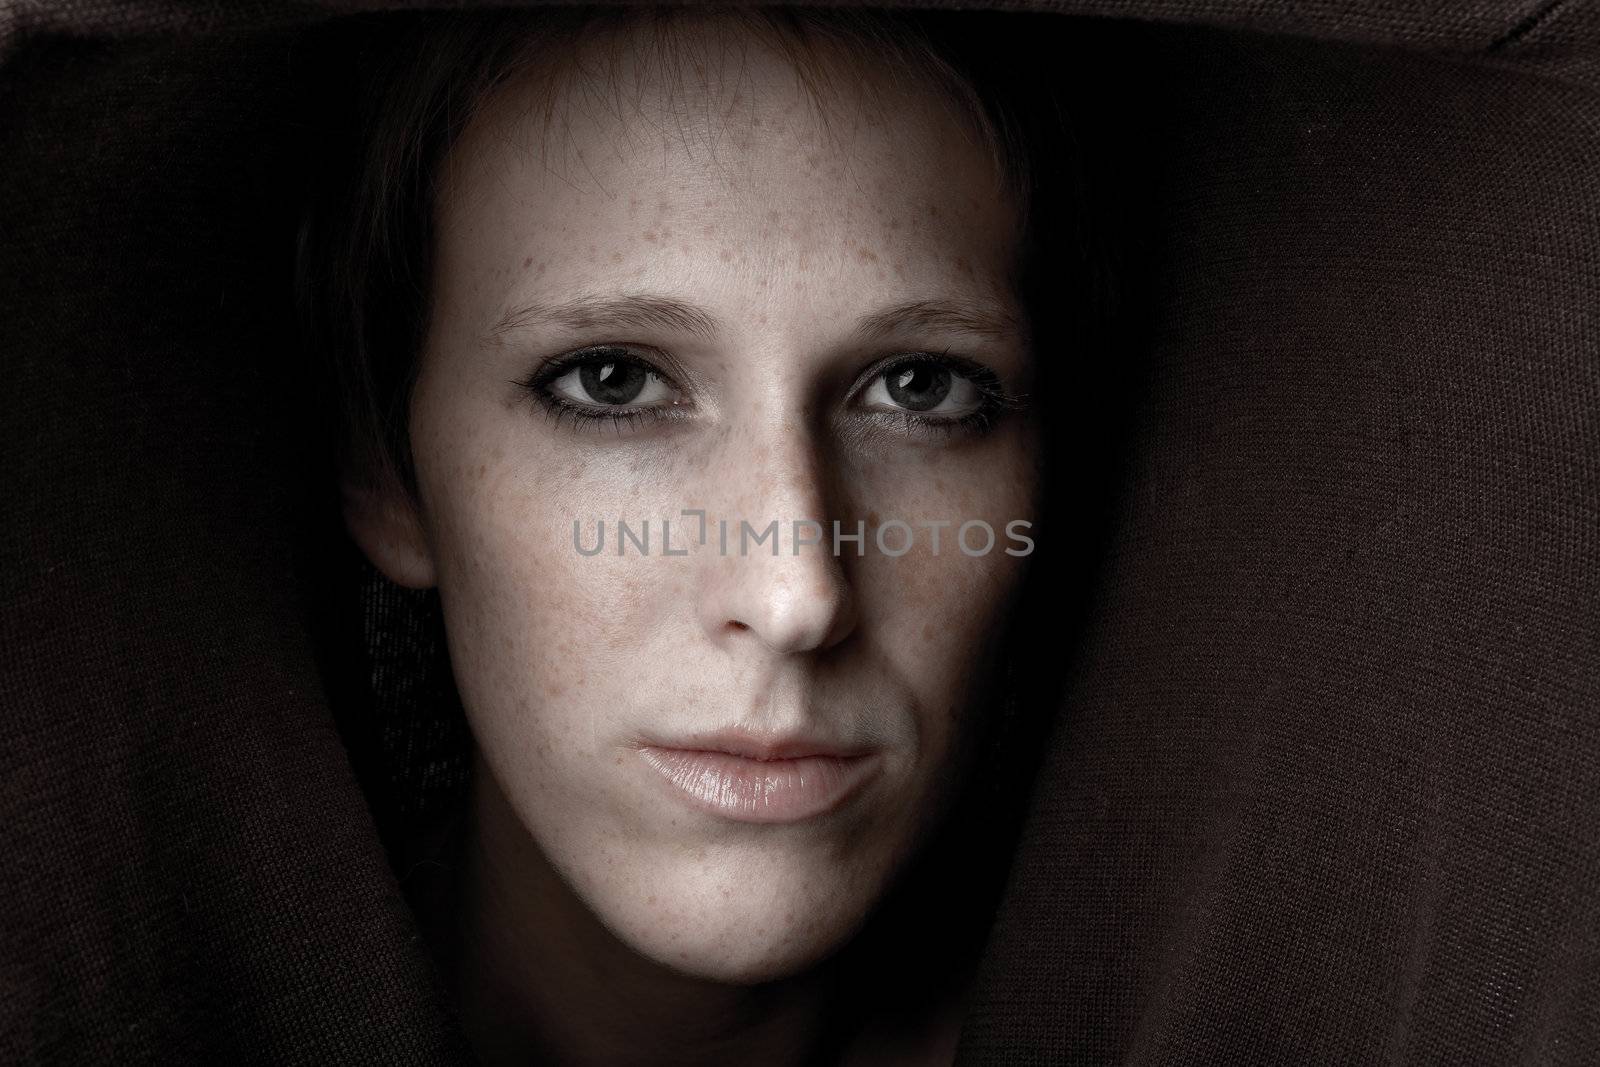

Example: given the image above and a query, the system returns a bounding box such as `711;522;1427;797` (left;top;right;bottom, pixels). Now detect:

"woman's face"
355;24;1041;983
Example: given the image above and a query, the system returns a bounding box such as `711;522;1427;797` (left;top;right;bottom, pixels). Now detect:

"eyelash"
861;351;1026;438
512;346;685;435
511;345;1026;438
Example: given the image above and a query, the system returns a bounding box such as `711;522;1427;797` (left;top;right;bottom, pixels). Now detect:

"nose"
695;429;858;657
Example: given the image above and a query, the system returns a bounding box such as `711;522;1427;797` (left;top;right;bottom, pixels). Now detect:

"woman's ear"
341;472;438;589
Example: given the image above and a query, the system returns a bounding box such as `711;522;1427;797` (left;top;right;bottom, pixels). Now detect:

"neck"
443;754;850;1066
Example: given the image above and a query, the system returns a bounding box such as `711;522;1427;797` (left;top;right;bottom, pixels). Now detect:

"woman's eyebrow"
852;299;1023;343
487;294;722;343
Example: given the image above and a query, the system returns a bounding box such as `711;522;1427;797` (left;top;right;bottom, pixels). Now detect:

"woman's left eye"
859;358;987;419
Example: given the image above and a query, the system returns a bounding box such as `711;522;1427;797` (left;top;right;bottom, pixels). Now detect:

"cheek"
847;424;1040;721
413;394;706;788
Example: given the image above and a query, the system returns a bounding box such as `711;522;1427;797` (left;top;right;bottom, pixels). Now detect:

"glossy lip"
632;730;881;824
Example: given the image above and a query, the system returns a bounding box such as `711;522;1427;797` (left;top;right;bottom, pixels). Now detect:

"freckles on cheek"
425;466;571;724
444;458;686;755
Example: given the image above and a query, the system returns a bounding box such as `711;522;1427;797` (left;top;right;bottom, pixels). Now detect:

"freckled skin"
351;17;1041;1003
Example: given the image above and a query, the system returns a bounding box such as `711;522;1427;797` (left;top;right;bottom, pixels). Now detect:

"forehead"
431;17;1023;326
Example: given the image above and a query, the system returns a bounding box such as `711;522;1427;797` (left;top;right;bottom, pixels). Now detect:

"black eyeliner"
511;344;689;433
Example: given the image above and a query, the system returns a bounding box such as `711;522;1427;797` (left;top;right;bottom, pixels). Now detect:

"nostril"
728;621;750;632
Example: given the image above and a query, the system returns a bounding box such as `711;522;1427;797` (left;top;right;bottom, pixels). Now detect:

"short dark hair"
295;5;1073;504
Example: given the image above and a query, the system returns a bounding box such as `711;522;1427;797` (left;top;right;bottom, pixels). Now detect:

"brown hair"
295;5;1074;505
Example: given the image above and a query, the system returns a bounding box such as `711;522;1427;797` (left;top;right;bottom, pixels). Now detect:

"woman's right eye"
543;350;680;410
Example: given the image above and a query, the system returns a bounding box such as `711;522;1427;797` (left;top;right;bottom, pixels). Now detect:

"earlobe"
341;476;438;590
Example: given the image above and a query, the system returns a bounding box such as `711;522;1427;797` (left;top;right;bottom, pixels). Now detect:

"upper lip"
637;728;874;762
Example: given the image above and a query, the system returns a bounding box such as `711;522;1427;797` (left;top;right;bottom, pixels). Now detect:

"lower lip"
634;747;880;823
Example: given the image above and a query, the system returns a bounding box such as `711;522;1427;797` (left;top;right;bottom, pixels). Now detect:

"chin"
597;846;887;985
638;932;837;987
